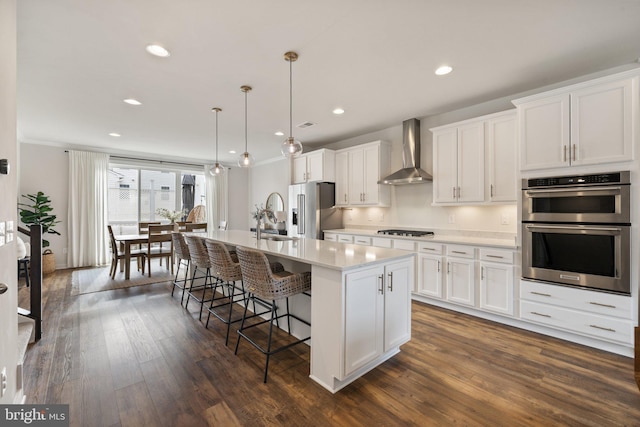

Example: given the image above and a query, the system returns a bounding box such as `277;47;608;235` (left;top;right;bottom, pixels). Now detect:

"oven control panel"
523;171;630;189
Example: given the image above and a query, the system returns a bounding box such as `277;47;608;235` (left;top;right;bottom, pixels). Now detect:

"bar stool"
204;240;282;346
234;246;311;383
171;232;191;303
183;234;220;320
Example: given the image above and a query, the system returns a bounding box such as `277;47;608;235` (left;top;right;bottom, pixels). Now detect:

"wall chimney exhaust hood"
378;118;432;185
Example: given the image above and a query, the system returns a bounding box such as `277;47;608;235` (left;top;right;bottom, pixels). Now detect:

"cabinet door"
306;151;324;182
417;254;444;299
446;257;475;306
571;78;634;166
479;261;513;316
344;266;384;376
433;129;458;203
384;259;412;351
348;149;365;205
519;94;570;170
335;151;349;206
487;114;517;202
293;156;307;183
457;122;485;202
362;144;380;204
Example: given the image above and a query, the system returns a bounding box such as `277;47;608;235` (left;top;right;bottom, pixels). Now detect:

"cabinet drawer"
417;242;443;255
354;236;372;246
479;248;514;264
338;235;354;243
392;239;416;251
372;237;392;248
324;233;337;242
446;244;475;259
520;280;632;319
521;300;633;344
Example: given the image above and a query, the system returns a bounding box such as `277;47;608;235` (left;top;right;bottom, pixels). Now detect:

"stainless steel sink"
260;235;295;241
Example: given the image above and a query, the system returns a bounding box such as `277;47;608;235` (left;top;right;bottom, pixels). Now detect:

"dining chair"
186;205;206;223
234;246;311;383
171;232;191;304
107;225;145;279
176;221;191;232
138;221;161;235
183;234;219;320
186;222;207;232
141;224;175;277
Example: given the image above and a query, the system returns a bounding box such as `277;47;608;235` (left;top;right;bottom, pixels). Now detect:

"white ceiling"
16;0;640;166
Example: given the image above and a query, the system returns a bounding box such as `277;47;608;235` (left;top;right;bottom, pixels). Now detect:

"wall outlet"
501;214;509;225
448;214;455;224
1;366;7;397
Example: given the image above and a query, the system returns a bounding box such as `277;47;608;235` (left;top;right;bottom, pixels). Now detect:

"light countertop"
191;230;415;271
324;228;518;249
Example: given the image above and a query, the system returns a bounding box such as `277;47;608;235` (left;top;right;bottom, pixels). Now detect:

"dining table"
114;234;149;280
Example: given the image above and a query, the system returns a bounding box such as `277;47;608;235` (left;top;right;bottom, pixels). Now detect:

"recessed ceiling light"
333;108;345;115
435;65;453;76
229;150;236;154
109;133;121;137
123;98;142;105
146;44;170;58
274;131;284;136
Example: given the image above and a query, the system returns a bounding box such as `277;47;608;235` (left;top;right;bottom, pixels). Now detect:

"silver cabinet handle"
563;145;567;162
437;260;440;272
531;291;551;297
421;247;436;251
486;254;504;259
531;311;551;318
447;262;450;274
451;250;467;255
481;266;484;280
387;272;393;292
589;301;616;309
572;144;576;161
378;274;384;294
490;184;494;198
457;187;461;199
344;194;347;203
589;325;615;332
452;187;456;199
363;193;366;202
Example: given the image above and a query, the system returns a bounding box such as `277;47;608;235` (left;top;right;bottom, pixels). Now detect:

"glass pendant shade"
237;151;255;167
209;162;226;176
281;137;303;157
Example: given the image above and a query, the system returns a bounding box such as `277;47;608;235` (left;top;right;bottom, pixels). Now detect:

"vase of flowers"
156;208;186;223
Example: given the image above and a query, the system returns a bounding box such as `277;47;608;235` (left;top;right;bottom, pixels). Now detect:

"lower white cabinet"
344;258;412;377
520;280;633;345
418;254;444;299
445;245;476;307
479;261;513;315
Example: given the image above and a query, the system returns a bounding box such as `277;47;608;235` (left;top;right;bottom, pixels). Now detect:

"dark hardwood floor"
20;268;640;426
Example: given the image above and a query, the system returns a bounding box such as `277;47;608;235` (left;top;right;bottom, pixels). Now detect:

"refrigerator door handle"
297;193;305;235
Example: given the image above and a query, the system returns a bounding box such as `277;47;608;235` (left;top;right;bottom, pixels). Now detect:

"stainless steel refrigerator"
288;182;343;239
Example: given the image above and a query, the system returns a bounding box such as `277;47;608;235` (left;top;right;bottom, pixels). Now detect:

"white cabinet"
486;112;517;202
520;280;633;345
432;121;485;203
416;242;444;299
337;234;353;244
344;259;412;377
335;151;349;206
514;73;637;171
445;245;476;307
479;248;514;316
324;232;337;242
353;236;372;246
292;149;335;183
336;141;391;207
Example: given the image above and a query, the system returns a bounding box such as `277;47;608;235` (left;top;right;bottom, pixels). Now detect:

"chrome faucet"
256;208;273;240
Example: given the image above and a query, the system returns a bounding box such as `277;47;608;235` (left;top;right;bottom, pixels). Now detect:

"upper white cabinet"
486;112;518;202
336;141;391;207
432;120;486;204
514;72;637;171
292;149;335;183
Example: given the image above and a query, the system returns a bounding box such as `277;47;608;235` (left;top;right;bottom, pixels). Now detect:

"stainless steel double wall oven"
521;171;631;295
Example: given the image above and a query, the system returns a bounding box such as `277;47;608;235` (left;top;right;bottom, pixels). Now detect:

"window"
108;164;206;234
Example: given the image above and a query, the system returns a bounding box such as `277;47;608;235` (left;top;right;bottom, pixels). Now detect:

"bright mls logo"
1;405;69;426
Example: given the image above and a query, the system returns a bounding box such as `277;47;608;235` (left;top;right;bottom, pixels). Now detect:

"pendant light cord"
244;89;248;152
215;109;219;162
289;58;293;139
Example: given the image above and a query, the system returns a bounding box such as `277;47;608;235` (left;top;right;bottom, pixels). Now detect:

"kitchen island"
195;230;415;393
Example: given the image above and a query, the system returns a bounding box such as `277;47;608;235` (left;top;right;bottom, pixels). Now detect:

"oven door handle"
524;186;622;197
525;224;622;234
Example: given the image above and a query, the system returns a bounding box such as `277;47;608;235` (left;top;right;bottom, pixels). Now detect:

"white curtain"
67;150;109;267
205;165;228;231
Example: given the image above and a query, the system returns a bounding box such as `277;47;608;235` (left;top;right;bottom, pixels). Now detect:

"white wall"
226;166;249;231
19;143;68;268
0;0;18;404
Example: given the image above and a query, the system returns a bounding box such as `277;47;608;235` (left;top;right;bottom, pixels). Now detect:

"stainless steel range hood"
378;118;432;185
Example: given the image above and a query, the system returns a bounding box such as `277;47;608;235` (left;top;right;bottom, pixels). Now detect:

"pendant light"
281;51;303;158
237;85;255;167
209;107;226;176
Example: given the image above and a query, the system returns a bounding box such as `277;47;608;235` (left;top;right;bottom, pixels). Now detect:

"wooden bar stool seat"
234;246;311;383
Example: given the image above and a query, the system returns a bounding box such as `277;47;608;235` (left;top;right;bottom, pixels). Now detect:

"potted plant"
19;191;61;274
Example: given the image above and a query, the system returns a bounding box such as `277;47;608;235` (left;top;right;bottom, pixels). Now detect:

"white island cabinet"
195;230;414;393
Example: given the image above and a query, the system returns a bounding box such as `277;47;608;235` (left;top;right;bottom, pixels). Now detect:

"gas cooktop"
377;229;434;237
